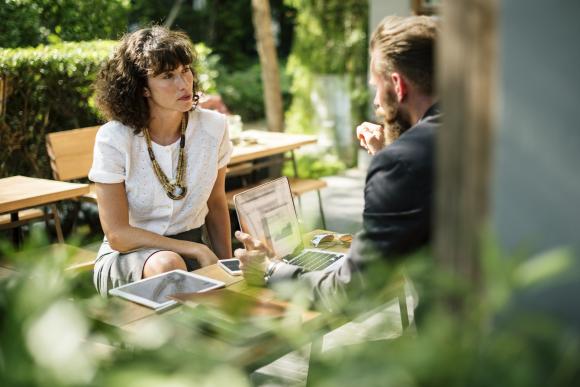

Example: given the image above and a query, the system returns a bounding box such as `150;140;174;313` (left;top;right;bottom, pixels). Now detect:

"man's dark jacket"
269;104;441;303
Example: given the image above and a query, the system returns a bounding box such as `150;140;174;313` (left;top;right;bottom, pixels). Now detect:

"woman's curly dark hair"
94;26;200;133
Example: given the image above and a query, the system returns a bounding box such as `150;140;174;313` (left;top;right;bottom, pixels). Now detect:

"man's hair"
370;16;438;95
94;26;199;133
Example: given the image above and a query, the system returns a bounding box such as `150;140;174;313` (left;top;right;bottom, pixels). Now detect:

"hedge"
0;0;130;48
0;40;217;179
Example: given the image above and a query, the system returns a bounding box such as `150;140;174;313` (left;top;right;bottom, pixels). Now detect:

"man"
235;15;440;303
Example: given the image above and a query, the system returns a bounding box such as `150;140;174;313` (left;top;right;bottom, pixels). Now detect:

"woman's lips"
179;94;192;101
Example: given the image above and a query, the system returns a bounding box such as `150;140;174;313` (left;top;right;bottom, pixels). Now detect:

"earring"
144;88;150;97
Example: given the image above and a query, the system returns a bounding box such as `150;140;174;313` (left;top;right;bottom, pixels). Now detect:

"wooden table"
92;230;334;327
229;130;317;166
80;228;410;376
0;175;89;244
90;230;349;371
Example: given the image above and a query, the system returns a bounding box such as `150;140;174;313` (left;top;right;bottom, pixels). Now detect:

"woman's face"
145;64;194;114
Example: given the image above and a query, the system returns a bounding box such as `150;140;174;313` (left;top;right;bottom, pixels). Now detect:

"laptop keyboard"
288;250;342;271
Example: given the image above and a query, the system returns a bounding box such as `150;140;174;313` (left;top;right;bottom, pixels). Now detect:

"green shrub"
0;0;130;48
130;0;297;72
0;41;218;178
1;232;579;386
216;62;292;122
0;41;115;178
284;0;369;166
0;0;44;48
283;152;346;179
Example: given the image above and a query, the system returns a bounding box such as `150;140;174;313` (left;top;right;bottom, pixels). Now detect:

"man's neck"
408;94;436;125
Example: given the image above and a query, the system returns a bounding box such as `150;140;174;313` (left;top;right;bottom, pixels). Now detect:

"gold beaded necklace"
143;113;187;200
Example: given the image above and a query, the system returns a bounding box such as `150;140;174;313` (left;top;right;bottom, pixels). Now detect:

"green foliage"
306;244;580;386
0;0;44;48
130;0;296;71
284;0;369;166
285;0;367;75
0;41;115;178
217;63;265;122
0;232;254;386
1;232;579;386
0;0;130;48
216;62;292;122
283;152;346;179
0;41;218;178
194;44;220;94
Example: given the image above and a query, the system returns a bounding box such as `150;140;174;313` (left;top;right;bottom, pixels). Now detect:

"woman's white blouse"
88;108;233;236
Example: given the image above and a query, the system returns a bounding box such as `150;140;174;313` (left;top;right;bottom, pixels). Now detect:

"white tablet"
109;270;225;312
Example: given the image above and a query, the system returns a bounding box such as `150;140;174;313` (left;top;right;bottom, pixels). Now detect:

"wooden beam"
251;0;284;132
435;0;498;294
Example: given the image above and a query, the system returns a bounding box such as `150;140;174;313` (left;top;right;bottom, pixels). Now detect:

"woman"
89;26;232;296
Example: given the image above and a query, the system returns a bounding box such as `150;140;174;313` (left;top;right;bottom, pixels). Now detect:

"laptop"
234;177;345;272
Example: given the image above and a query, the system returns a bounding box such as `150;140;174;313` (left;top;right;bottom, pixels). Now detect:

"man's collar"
419;101;441;122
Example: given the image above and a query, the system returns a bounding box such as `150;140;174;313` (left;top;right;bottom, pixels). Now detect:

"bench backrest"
45;126;100;181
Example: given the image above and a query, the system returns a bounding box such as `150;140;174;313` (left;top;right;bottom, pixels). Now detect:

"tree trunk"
251;0;284;132
435;0;498;310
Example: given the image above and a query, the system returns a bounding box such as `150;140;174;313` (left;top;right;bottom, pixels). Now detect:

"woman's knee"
143;251;186;277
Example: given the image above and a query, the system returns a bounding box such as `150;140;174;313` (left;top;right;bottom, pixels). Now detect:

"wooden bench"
45;126;100;203
0;208;47;231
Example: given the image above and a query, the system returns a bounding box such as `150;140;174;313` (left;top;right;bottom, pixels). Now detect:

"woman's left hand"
192;244;220;267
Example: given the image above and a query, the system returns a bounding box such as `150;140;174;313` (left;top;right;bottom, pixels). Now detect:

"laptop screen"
234;177;303;258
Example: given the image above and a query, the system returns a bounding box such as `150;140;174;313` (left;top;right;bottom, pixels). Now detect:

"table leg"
10;212;22;247
49;204;65;243
290;150;299;178
316;190;327;230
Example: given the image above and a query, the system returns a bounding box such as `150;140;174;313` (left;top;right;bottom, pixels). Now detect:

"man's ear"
390;72;406;103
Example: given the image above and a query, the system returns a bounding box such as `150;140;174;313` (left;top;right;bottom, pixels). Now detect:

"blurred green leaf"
513;248;573;288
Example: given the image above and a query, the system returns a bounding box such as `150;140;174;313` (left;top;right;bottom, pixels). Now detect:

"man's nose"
373;92;381;107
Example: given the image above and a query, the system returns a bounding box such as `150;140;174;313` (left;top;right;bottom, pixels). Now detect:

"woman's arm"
204;166;232;259
95;182;218;266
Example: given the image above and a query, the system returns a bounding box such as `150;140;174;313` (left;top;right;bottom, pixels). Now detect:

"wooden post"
251;0;284;132
435;0;498;304
0;76;6;117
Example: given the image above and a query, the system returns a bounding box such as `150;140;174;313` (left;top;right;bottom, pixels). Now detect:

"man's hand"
356;122;385;155
234;231;273;286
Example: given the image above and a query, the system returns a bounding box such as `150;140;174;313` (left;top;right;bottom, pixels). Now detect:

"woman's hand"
191;244;219;267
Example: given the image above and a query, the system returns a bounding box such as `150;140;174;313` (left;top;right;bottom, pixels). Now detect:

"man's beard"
377;90;412;145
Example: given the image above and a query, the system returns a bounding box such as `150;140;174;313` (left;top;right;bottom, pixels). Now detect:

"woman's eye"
182;67;191;73
163;73;173;79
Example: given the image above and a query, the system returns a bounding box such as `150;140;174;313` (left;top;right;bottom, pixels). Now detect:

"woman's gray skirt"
93;228;205;297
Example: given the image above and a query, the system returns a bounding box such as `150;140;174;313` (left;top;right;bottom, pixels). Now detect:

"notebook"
234;177;345;272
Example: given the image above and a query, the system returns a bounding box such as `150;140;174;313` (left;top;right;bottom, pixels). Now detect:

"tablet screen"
109;270;224;309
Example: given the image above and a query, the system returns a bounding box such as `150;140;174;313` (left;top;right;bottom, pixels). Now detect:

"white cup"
226;114;243;139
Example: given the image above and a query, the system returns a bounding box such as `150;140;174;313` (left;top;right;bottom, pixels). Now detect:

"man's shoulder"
394;117;437;152
373;122;436;169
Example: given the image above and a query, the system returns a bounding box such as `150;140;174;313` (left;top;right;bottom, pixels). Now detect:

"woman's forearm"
107;225;205;258
205;198;232;259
